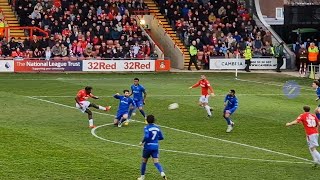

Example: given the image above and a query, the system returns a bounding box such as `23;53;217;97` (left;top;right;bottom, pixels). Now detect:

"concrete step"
2;14;15;18
7;20;19;24
2;12;15;16
10;29;24;33
0;3;12;11
5;17;17;21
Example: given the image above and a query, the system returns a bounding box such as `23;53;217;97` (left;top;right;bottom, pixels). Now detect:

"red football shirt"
77;89;93;102
296;112;319;136
192;79;214;96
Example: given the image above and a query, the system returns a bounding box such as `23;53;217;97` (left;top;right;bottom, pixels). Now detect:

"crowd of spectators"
1;0;160;60
157;0;274;61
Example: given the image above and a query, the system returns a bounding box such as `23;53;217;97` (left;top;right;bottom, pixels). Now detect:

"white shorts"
199;95;209;103
76;101;90;113
307;134;319;148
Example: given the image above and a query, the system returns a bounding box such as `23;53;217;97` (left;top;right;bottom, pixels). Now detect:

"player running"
113;90;135;127
286;105;320;166
138;115;167;180
75;86;111;128
223;90;238;133
189;75;215;118
128;78;147;124
312;80;320;119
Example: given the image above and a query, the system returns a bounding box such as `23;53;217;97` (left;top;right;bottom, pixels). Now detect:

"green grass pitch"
1;72;319;180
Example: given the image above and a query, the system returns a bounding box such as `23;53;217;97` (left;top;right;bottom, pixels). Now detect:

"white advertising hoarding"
83;60;155;72
0;60;14;72
210;58;286;70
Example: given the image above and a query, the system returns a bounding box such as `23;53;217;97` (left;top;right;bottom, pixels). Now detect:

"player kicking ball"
286;105;320;167
223;90;238;133
113;90;135;127
189;75;214;118
75;86;111;128
138;115;167;180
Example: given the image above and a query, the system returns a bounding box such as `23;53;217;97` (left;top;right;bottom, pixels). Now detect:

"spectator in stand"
132;42;140;56
61;44;68;57
150;50;158;60
33;48;42;58
45;47;51;60
13;0;151;60
2;43;11;57
225;49;234;58
253;36;263;56
51;43;62;57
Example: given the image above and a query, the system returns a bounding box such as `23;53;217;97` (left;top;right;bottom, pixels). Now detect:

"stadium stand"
4;0;155;60
156;0;273;63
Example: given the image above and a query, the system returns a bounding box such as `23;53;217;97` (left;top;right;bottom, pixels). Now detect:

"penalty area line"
26;96;313;164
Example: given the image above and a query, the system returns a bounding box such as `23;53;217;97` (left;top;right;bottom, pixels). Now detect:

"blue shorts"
134;99;144;108
142;148;159;159
224;108;236;115
115;111;128;120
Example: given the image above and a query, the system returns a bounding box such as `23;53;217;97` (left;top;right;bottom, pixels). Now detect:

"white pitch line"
91;123;311;165
236;78;314;91
27;96;313;164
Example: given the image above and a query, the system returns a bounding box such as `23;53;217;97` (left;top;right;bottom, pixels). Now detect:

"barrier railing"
133;10;180;50
4;26;49;40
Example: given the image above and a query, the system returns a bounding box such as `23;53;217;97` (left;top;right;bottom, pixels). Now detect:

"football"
168;103;179;110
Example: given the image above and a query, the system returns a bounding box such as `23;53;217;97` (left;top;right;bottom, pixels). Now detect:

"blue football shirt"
131;84;146;101
142;124;164;150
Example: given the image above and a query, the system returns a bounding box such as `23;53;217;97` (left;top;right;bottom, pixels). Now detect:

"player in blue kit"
113;90;135;127
128;78;147;124
223;90;238;133
138;115;167;180
312;80;320;119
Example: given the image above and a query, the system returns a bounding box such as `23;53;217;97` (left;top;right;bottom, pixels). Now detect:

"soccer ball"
168;103;179;110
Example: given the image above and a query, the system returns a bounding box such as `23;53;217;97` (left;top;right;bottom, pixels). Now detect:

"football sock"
225;117;231;125
139;109;146;118
154;163;163;173
311;149;320;162
204;105;212;116
141;162;147;175
316;113;320;120
309;148;318;162
128;108;134;119
98;106;106;110
89;119;94;126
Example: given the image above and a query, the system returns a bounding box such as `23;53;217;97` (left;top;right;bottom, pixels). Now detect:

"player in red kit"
75;86;111;128
189;75;215;118
286;105;320;166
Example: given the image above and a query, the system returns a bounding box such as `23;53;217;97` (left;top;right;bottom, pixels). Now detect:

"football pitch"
1;72;319;180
